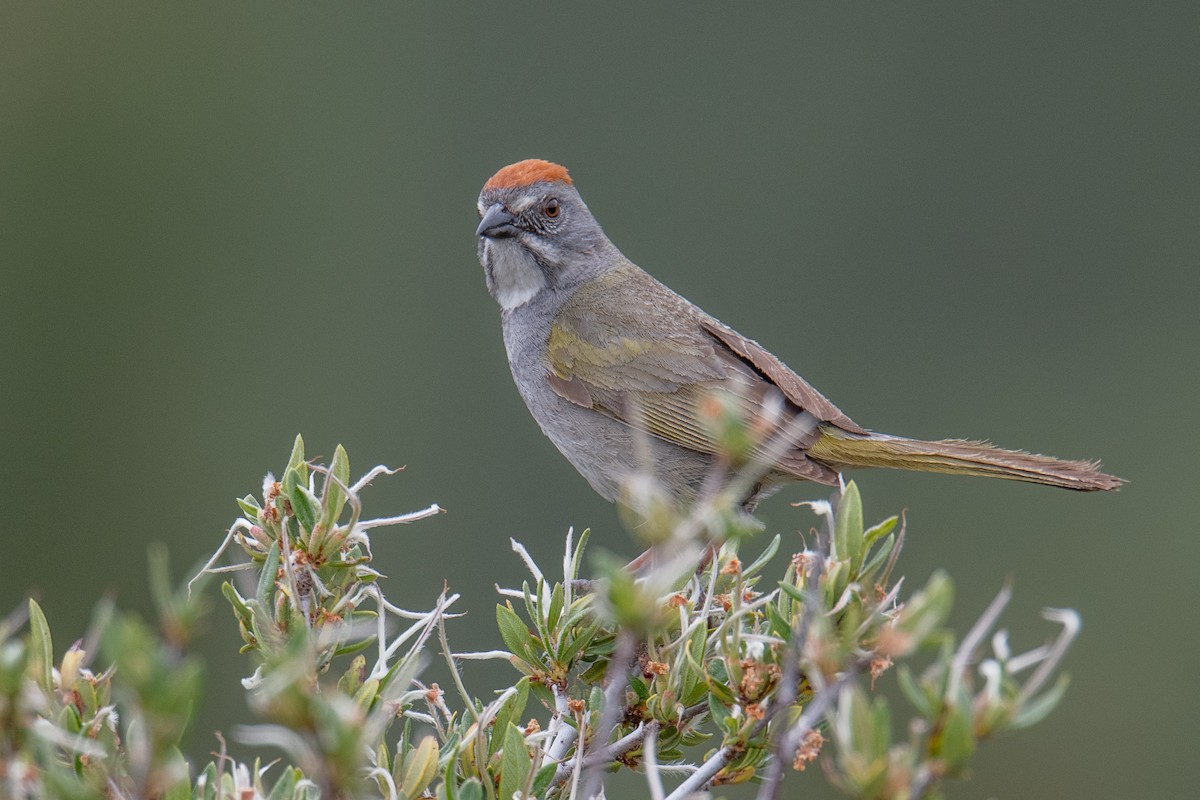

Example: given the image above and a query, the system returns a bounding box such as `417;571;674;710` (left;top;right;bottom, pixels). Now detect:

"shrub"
0;436;1077;799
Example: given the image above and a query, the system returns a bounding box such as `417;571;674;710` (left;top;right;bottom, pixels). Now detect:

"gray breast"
499;302;713;504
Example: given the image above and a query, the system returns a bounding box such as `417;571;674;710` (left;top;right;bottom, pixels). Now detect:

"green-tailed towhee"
475;159;1122;510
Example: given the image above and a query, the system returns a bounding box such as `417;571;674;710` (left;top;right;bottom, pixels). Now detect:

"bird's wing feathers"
545;265;861;479
697;317;866;435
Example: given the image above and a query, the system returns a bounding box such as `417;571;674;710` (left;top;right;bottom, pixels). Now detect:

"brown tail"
806;428;1124;492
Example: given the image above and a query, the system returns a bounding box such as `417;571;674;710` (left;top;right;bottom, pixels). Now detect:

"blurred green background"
2;3;1196;797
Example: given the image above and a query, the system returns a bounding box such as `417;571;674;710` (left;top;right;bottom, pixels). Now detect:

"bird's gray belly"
502;318;712;503
528;387;713;503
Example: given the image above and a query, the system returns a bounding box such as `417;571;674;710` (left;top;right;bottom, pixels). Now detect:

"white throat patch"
485;240;546;310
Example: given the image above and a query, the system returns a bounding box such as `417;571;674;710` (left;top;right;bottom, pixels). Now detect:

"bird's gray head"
476;159;614;310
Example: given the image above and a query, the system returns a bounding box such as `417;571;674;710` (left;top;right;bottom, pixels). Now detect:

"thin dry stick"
437;597;478;723
663;745;734;800
755;663;867;800
546;685;578;766
558;700;709;789
578;632;637;798
754;486;837;800
1017;607;1080;704
643;722;666;800
948;582;1013;701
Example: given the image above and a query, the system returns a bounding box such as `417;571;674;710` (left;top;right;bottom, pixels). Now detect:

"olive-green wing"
544;267;732;455
544;265;856;483
697;316;865;436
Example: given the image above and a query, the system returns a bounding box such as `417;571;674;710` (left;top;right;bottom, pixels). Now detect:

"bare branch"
579;632;637;798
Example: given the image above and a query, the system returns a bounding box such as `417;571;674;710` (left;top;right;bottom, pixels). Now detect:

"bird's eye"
543;198;560;218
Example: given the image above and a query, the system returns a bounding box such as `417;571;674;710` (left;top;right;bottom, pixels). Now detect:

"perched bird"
475;159;1122;511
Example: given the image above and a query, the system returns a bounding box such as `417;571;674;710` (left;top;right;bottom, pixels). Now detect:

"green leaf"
457;778;483;800
588;685;605;713
869;693;892;760
546;581;565;633
257;541;280;608
58;702;82;733
845;685;878;758
824;560;850;608
897;665;934;718
497;723;532;800
707;673;736;706
864;515;898;547
530;762;557;798
285;434;307;483
237;494;262;519
27;599;53;693
529;680;554;711
741;534;781;579
859;533;895;583
337;654;366;697
524;582;547;646
777;580;806;605
556;616;603;666
399;735;440;799
332;636;376;658
221;582;252;626
834;480;865;574
687;618;707;665
569;528;591;579
163;769;192;800
491;678;530;757
897;570;954;647
354;677;380;711
266;767;298;800
286;475;319;534
198;762;219;800
441;754;459;800
708;693;732;727
377;742;392;777
558;596;595;630
765;603;792;640
496;603;538;667
939;692;977;771
318;444;351;532
1010;673;1071;729
147;543;176;620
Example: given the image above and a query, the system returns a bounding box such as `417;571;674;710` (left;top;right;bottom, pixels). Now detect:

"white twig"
563;700;586;800
948;582;1012;701
664;746;733;800
580;722;646;769
510;538;545;583
349;464;403;494
546;686;577;766
1017;607;1080;704
643;723;665;800
436;594;477;722
188;518;254;596
452;650;513;661
563;526;575;608
356;504;442;530
372;591;458;679
367;766;398;800
1006;643;1051;674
